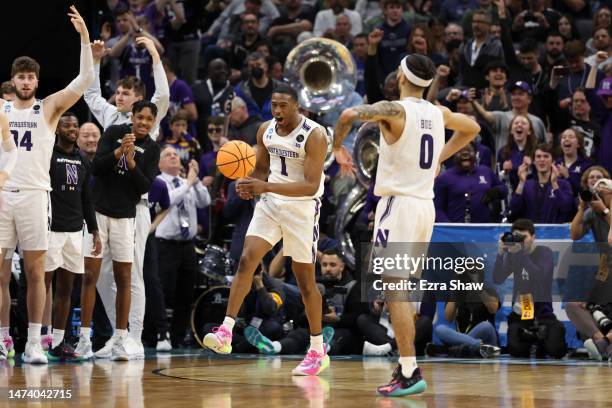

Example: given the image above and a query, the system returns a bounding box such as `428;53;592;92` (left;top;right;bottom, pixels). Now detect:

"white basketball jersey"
3;100;55;191
263;115;324;200
374;97;445;199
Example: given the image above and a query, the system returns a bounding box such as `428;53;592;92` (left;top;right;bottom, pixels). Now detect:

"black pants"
507;313;567;359
143;235;167;346
157;238;197;346
356;313;433;356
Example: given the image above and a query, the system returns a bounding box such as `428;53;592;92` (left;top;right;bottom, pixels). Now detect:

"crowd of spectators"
4;0;612;360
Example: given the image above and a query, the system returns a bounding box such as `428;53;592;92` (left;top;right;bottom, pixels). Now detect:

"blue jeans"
434;321;498;347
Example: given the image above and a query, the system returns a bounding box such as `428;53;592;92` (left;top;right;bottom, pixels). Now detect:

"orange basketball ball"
216;140;256;179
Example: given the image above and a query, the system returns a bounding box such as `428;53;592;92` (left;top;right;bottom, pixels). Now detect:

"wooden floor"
1;351;611;407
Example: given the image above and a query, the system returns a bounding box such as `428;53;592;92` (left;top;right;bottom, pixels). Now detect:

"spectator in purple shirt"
555;128;593;196
497;114;537;190
510;143;575;223
162;58;198;138
435;143;507;223
493;218;567;358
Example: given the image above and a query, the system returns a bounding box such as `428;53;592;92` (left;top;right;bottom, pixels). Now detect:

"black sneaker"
479;344;501;358
47;340;81;362
377;365;427;397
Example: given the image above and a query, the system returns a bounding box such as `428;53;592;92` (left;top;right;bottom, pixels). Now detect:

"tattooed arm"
333;101;405;149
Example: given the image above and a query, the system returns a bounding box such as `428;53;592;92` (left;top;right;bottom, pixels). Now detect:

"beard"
15;86;37;101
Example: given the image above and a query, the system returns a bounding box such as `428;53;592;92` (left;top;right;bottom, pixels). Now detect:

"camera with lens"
501;231;525;244
587;303;612;335
518;324;548;342
579;189;594;202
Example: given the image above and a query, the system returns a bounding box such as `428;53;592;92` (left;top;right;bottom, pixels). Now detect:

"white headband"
400;57;433;87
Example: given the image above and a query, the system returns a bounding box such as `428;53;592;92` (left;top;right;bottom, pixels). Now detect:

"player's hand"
134;36;156;55
187;160;199;186
91;40;109;63
333;145;356;177
235;178;255;200
68;6;89;39
91;232;102;256
237;176;267;196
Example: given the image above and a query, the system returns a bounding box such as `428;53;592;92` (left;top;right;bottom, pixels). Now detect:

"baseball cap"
508;81;532;94
597;77;612;96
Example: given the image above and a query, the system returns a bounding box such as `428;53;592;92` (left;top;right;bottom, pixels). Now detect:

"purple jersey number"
419;134;433;169
10;130;33;151
279;156;288;176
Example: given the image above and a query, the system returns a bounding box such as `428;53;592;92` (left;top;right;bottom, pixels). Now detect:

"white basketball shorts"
83;212;135;263
45;231;84;274
372;195;435;279
0;189;50;251
246;194;321;264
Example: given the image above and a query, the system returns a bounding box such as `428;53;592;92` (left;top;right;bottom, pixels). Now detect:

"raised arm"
137;37;170;129
438;106;481;163
44;6;95;126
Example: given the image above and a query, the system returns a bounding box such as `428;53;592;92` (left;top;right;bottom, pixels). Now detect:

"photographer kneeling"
568;167;612;361
493;218;567;358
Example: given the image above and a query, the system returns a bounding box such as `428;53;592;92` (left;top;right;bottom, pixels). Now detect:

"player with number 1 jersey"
203;83;331;376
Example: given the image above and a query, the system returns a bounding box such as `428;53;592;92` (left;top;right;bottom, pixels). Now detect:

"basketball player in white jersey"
0;6;95;364
333;54;481;396
0;111;16;360
204;84;331;376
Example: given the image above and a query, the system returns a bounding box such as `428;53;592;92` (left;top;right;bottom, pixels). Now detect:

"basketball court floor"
1;351;611;407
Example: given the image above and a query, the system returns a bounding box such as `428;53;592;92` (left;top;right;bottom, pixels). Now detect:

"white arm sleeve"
85;64;118;129
0;138;17;176
67;42;95;95
151;62;170;130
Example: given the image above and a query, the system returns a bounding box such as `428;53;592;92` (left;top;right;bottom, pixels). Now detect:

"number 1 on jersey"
279;156;288;176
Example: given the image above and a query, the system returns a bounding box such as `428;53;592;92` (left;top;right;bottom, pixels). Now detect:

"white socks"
80;327;91;339
52;329;65;349
399;356;418;378
27;323;42;344
223;316;235;332
310;334;324;354
115;329;128;339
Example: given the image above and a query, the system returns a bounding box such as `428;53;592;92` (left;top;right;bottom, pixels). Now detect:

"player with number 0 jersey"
333;54;481;397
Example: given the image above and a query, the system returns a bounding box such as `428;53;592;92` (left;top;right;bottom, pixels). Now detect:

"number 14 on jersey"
10;130;33;151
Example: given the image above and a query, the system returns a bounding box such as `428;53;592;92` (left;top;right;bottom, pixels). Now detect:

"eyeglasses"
208;127;223;133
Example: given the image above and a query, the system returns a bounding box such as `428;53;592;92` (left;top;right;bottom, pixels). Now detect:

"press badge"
520;293;534;320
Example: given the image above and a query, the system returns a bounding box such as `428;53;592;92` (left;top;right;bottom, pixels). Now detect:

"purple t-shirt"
119;44;154;99
148;177;171;220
